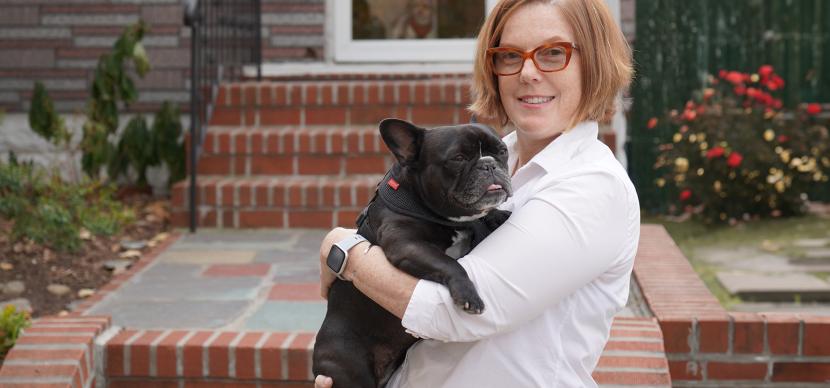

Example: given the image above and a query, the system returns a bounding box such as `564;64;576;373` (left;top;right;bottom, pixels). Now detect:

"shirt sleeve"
401;169;638;342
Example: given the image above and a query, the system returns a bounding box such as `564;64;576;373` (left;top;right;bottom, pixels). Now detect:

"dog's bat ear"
379;118;425;165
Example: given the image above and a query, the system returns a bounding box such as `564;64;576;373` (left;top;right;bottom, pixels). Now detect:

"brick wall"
0;0;634;113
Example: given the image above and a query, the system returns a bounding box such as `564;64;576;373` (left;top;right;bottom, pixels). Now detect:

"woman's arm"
319;228;419;319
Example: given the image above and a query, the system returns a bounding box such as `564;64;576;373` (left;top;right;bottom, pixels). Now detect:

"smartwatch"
326;234;368;280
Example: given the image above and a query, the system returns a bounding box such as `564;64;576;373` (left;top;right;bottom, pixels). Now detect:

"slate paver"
793;238;830;249
244;301;327;331
716;272;830;301
159;250;257;264
88;300;251;329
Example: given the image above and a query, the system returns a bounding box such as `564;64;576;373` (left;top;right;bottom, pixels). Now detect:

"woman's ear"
379;118;425;165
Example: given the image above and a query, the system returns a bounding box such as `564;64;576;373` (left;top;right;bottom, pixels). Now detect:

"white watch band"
333;234;368;280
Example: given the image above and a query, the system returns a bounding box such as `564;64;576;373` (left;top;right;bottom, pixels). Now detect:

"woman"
317;0;638;386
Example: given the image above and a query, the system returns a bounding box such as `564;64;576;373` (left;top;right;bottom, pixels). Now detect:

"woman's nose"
518;58;540;84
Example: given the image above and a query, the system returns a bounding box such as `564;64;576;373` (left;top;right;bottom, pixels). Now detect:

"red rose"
746;87;758;98
679;189;692;202
727;152;743;168
734;86;746;96
726;71;745;85
683;109;697;121
777;135;789;143
759;65;774;78
806;103;822;115
647;117;658;129
706;146;725;159
773;99;783;109
718;70;728;79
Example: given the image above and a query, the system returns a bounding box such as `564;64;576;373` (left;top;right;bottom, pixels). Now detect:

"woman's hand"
319;227;358;299
314;375;333;388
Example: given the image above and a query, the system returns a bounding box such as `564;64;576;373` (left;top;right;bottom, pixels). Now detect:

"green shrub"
0;305;31;361
653;65;830;224
0;158;134;252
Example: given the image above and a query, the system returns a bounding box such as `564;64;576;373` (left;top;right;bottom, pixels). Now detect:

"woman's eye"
453;154;466;161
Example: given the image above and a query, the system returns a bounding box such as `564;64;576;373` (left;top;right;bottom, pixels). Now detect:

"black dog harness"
356;165;491;246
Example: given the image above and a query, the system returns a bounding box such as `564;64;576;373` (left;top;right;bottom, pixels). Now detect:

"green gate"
629;0;830;212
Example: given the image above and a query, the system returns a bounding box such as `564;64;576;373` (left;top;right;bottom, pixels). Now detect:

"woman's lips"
517;95;555;108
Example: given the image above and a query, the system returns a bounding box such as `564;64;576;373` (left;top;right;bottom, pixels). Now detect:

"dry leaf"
79;228;92;240
78;289;95;298
120;250;142;259
0;262;13;271
13;242;23;253
760;239;781;252
153;232;170;242
111;244;121;253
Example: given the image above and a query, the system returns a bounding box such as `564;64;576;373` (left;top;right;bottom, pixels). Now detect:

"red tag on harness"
388;178;400;190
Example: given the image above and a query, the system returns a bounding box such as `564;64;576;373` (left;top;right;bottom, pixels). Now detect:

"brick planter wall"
637;224;830;386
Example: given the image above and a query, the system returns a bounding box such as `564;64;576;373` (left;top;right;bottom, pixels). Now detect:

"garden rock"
1;298;32;313
103;259;132;275
120;250;142;259
0;261;13;270
78;288;95;298
3;280;26;295
120;239;147;251
47;284;71;296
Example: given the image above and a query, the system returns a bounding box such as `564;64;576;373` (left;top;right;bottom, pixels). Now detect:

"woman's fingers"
314;375;333;388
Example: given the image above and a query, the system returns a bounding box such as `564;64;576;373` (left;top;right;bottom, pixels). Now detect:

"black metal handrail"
183;0;262;232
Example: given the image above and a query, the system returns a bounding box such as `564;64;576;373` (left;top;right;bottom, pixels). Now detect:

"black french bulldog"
312;118;513;388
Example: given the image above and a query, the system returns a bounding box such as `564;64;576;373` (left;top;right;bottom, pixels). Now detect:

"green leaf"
28;82;66;144
133;44;150;77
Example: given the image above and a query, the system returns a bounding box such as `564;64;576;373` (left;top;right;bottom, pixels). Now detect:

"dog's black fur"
312;118;513;388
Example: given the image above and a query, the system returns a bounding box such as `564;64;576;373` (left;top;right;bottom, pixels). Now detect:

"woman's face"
497;3;582;140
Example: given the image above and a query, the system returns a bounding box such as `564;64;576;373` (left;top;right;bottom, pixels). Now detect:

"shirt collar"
504;121;599;175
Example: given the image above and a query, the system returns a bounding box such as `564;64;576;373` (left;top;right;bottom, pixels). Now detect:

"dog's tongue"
487;184;502;191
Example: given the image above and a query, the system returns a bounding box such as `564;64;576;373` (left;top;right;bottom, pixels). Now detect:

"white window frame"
329;0;499;63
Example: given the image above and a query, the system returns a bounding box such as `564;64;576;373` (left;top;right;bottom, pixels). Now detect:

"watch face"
326;246;346;274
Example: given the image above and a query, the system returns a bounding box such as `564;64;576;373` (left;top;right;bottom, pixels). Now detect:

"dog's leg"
313;324;376;388
385;240;485;314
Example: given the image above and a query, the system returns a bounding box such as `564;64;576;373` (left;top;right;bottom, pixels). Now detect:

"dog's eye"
452;154;467;161
498;148;507;155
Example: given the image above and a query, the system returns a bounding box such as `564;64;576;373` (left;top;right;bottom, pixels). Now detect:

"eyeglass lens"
492;45;568;75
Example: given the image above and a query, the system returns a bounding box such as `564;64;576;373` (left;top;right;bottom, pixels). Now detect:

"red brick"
261;332;290;380
772;362;830;382
411;106;455;124
239;210;284;228
245;85;257;106
203;264;270;277
211;109;241;126
4;348;84;362
802;316;830;356
306;107;347;125
595;356;667;369
305;84;319;105
353;84;366;104
0;364;79;378
43;4;138;13
250;156;293;175
602;340;664;352
762;313;800;355
659;318;692;353
130;330;165;376
731;312;764;354
591;371;671;385
111;381;179;388
261;109;300;126
235;332;266;379
336;210;363;228
156;331;189;377
221;182;235;206
297;156;341;175
698;317;729;353
268;284;324;301
16;335;91;346
668;360;702;381
182;331;213;377
707;361;767;380
197;156;231;175
413;84;427;103
238;182;253;207
208;332;238;378
287;333;315;380
288;211;332;228
229;85;242;106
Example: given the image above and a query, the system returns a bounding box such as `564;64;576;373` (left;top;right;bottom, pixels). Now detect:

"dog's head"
379;118;512;221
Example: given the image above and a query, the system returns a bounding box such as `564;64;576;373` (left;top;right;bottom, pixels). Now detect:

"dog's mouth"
486;184;503;192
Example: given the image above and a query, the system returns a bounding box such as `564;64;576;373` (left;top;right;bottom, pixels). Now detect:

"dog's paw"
448;279;485;315
482;210;511;231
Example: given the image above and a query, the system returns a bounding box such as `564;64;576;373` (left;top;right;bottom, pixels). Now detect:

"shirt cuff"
401;279;445;340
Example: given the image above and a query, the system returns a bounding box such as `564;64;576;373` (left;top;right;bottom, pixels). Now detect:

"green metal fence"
629;0;830;212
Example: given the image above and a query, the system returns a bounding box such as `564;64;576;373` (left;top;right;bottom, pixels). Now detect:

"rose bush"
652;65;830;224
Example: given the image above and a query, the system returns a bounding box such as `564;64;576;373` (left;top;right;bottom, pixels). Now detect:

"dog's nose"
477;156;496;171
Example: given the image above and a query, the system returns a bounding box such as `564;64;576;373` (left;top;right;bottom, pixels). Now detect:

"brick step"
192;126;395;176
170;175;383;229
210;78;474;126
94;317;667;387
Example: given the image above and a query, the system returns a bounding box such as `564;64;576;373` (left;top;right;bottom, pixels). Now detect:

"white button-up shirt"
388;121;641;388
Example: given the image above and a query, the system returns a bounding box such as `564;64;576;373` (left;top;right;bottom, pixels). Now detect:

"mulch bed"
0;194;171;319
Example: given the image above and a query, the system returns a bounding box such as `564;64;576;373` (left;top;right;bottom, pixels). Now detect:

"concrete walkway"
84;229;644;330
